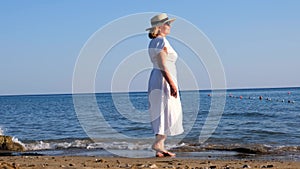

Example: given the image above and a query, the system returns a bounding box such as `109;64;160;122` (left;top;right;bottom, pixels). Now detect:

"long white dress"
148;37;184;136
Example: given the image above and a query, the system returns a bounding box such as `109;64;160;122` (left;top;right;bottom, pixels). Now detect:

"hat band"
151;17;169;26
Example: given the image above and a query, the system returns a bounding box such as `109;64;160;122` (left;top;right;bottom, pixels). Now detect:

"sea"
0;87;299;160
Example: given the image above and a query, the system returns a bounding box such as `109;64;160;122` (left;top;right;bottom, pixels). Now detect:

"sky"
1;0;299;95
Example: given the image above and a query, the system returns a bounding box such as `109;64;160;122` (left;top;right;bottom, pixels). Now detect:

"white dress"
148;37;184;136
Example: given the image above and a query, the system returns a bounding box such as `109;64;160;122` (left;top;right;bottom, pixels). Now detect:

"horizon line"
0;86;299;97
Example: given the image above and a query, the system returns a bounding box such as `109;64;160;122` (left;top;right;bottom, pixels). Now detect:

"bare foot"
162;151;176;157
152;143;165;152
155;152;164;157
155;151;176;158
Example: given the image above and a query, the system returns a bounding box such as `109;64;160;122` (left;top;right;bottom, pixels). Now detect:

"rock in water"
0;135;25;152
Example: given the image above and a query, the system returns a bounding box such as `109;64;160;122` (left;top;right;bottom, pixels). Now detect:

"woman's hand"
170;83;177;98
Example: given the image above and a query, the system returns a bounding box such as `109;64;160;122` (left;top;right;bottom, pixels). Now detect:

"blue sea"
0;87;299;160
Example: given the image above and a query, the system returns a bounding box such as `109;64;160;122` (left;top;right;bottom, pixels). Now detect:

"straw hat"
145;13;176;31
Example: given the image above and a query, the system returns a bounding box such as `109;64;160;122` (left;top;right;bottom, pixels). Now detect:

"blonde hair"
148;27;160;39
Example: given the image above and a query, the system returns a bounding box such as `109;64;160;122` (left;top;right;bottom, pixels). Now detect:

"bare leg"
152;134;175;157
152;134;166;152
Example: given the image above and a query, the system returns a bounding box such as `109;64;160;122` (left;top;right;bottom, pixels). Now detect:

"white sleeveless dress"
148;37;184;136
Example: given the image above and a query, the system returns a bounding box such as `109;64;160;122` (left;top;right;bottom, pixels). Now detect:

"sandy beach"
0;156;299;169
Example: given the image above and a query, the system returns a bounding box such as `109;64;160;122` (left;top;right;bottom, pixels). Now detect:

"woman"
146;13;184;157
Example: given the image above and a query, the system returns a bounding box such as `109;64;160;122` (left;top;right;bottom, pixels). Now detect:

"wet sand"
0;156;299;169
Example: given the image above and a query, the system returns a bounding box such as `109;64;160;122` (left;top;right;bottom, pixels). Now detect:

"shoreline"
1;146;299;168
1;155;300;169
5;148;300;161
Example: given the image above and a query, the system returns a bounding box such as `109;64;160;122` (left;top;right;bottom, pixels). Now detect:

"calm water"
0;87;299;159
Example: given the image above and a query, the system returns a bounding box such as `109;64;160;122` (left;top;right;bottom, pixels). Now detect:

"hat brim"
145;18;176;31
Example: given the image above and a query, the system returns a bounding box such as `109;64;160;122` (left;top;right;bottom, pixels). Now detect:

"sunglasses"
164;21;171;26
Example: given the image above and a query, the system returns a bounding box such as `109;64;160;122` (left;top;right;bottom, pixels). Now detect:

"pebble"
209;166;217;169
95;158;105;163
149;164;158;168
223;165;232;169
27;164;35;167
243;164;251;168
136;163;145;168
42;163;48;167
261;164;274;168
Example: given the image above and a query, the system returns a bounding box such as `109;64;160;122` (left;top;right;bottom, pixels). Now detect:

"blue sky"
1;1;299;95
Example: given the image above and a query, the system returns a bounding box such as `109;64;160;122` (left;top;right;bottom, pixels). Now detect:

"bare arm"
157;48;178;98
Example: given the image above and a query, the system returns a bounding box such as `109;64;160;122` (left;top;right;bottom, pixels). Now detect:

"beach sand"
0;156;299;169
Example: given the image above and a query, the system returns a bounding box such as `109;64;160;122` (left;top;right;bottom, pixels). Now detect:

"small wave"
274;145;300;153
3;134;299;156
12;137;26;149
23;139;155;151
24;139;93;151
86;141;151;150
